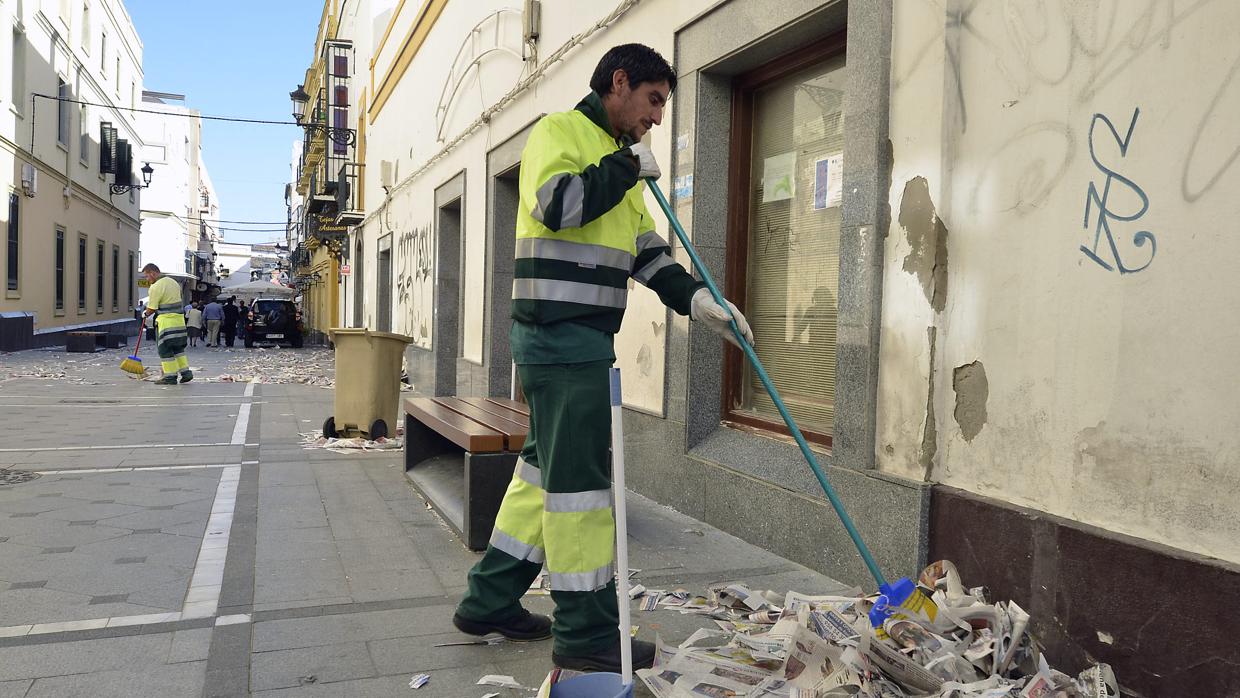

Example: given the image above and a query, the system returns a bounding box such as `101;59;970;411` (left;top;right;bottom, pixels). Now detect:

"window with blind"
724;36;846;447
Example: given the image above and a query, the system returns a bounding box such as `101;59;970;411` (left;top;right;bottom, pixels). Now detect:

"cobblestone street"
0;344;851;696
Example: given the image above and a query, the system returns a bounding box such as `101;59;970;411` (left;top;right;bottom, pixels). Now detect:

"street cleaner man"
141;263;193;385
453;44;753;673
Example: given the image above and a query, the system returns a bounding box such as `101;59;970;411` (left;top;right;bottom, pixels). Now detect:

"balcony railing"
335;162;363;225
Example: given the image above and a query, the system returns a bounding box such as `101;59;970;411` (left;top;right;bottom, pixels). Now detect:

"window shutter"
99;121;116;173
114;138;131;185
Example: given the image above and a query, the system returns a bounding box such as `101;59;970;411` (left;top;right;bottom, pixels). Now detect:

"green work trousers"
456;359;619;656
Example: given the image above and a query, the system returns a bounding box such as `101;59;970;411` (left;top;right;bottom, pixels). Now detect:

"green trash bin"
324;328;413;440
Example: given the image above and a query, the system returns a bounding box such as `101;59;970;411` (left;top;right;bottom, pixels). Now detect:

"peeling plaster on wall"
952;360;989;442
898;176;949;312
919;327;938;476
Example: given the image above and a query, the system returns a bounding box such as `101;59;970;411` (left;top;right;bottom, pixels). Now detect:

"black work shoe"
156;375;178;385
452;609;551;642
553;639;656;672
179;370;194;383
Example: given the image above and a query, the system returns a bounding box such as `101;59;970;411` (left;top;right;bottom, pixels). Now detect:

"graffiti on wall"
395;223;434;344
1081;107;1156;274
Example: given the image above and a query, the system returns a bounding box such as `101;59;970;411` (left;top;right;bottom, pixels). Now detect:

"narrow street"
0;344;851;696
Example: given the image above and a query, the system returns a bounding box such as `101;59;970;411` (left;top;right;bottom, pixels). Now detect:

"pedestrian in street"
222;296;239;348
141;263;193;384
452;44;752;673
185;302;204;347
203;298;224;347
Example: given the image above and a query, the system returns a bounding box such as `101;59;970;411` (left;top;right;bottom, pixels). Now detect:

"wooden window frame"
721;31;847;450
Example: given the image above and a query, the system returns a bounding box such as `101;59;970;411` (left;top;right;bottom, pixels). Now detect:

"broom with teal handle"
645;178;911;609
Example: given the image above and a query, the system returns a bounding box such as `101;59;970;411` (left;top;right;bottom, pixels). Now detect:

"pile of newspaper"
636;560;1118;697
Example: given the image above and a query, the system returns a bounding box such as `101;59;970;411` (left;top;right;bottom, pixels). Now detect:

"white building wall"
1;0;145;332
329;0;1240;568
137;97;220;289
359;0;711;412
879;0;1240;565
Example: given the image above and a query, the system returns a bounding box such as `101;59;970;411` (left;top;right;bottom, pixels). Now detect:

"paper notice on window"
762;152;796;202
814;155;843;210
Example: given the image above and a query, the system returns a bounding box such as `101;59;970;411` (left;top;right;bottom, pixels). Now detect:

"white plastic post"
608;367;633;687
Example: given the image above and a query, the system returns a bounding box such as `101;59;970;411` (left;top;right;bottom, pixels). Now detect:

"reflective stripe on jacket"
512;92;703;333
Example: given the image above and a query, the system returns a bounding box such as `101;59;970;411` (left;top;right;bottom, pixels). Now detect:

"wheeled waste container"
324;328;413;440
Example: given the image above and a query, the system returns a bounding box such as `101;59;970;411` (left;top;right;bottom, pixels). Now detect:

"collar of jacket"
574;91;621;143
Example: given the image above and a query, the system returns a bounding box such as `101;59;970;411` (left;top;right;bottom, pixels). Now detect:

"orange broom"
120;318;147;375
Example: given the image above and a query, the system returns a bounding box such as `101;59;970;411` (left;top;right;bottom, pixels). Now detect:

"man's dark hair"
590;43;676;96
141;263;160;274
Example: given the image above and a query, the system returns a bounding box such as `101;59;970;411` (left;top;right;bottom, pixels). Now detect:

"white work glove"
691;287;754;349
628;142;661;180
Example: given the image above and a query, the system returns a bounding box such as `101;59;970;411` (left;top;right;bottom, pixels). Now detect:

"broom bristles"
120;356;144;375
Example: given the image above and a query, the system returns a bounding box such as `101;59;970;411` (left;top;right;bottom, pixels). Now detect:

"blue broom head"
126;355;142;363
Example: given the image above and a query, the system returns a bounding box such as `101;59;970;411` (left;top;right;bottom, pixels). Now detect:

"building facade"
1;0;145;349
295;2;1240;694
136;91;222;305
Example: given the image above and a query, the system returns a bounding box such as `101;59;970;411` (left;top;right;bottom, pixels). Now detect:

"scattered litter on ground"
300;430;403;453
408;673;430;689
206;347;335;387
0;354;115;386
623;560;1119;697
477;674;524;689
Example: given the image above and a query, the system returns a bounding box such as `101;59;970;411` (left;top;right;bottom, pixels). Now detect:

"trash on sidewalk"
636;560;1121;697
477;674;524;689
209;347;335;387
300;430;403;454
408;673;430;689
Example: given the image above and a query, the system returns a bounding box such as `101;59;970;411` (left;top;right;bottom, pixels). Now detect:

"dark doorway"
434;189;463;395
376;238;392;333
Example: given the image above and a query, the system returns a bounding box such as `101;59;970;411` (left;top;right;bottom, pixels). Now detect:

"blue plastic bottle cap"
869;578;916;628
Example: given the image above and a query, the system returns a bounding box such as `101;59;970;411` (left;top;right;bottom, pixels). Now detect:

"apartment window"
54;229;65;311
95;239;103;310
127;250;134;309
6;193;18;292
57;78;70;146
332;86;349;156
80;2;90;51
723;36;847;446
114;56;120;93
77;234;87;310
100;32;107;73
11;28;26;113
110;244;118;310
184;136;190;163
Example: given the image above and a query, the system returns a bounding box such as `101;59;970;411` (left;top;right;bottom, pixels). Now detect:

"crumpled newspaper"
212;347;336;387
1;354;113;386
635;561;1121;697
300;430;403;454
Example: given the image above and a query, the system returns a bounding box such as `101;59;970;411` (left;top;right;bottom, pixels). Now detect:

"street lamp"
110;162;154;195
289;83;355;146
289;85;310;123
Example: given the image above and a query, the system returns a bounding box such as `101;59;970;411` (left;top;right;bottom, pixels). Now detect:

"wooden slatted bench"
404;396;530;550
